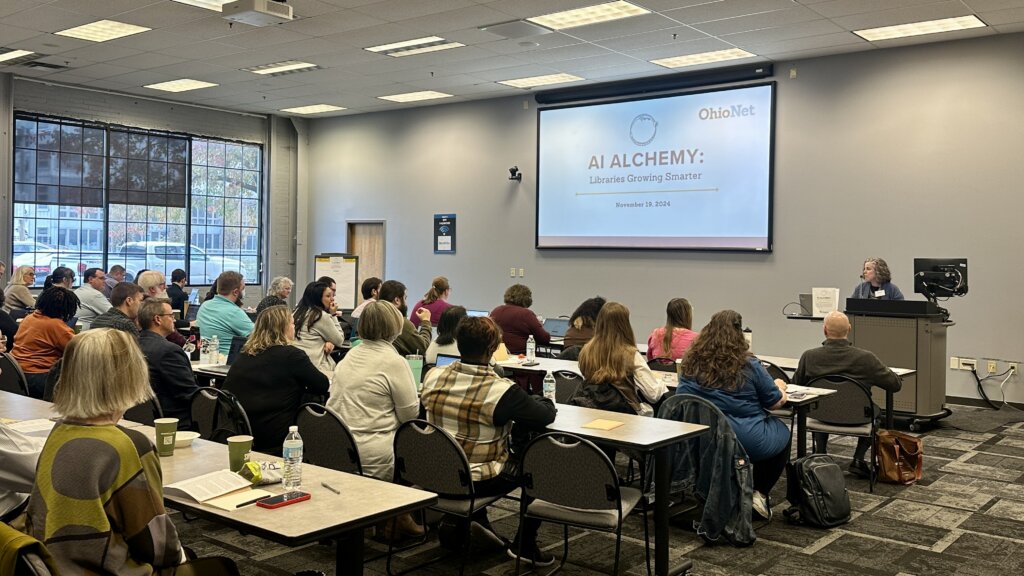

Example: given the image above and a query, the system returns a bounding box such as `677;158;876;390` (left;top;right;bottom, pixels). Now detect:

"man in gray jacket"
793;311;902;478
73;267;111;330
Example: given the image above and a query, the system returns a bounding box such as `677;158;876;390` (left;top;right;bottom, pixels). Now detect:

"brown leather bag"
875;429;923;485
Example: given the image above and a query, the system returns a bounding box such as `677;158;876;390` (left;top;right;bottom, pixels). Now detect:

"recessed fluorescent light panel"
499;73;584;88
0;49;35;64
171;0;234;10
365;36;465;57
854;15;986;42
144;79;218;92
378;90;454;103
244;60;318;75
527;1;649;30
55;20;151;42
280;104;346;114
651;48;756;69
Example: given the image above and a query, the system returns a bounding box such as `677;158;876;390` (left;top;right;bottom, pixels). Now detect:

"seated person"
425;305;466;363
292;281;346;376
0;422;43;522
256;276;293;315
73;267;111;330
793;310;902;478
646;297;698;361
137;298;200;429
43;267;75;290
489;284;549;355
328;300;423;538
350;276;382;334
410;276;453;328
104;265;126;297
223;306;329;454
90;281;144;337
378;279;431;356
577;302;667;415
196;271;253;355
25;328;237;575
166;268;189;312
3;266;37;314
0;290;18;351
852;257;904;300
563;296;605;349
11;287;78;398
421;316;557;567
676;310;790;520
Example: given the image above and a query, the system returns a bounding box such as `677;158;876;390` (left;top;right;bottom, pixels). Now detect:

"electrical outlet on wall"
960;358;977;371
988;360;998;374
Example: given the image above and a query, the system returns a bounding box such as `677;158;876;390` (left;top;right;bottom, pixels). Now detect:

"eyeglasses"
157;312;176;318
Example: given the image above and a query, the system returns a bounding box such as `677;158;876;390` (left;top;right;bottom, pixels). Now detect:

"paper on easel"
811;288;840;318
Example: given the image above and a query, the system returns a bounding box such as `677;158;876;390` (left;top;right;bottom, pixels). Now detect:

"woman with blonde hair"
223;305;329;454
410;276;452;328
26;329;238;575
576;302;668;415
676;310;790;519
256;276;294;315
329;300;422;538
3;265;37;313
646;297;698;361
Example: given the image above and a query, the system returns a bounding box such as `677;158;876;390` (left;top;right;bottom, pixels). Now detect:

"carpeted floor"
174;403;1024;575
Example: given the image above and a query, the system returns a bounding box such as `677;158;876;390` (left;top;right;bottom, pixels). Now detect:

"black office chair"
295;403;362;475
42;359;62;402
517;432;651;576
123;397;165;426
388;420;509;576
647;357;676;373
0;352;30;396
553;370;583;404
804;374;878;492
761;360;795;425
190;387;252;443
558;345;583;361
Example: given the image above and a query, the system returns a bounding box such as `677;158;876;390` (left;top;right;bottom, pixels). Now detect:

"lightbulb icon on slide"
630;114;658;147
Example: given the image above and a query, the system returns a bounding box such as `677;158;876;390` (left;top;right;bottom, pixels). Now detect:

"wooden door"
346;221;385;295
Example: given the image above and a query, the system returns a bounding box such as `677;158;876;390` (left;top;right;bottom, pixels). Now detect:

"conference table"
548;403;708;576
0;391;437;576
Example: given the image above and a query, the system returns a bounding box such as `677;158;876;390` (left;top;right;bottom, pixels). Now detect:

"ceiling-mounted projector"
222;0;293;26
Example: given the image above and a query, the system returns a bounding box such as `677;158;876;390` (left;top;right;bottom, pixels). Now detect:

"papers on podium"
811;287;840;318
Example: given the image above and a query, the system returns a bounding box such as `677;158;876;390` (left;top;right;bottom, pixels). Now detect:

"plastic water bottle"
210;335;220;362
543;371;556;401
283;425;303;490
199;338;211;364
526;335;536;361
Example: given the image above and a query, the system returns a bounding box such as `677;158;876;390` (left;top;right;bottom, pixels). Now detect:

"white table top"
756;354;915;377
548;403;707;451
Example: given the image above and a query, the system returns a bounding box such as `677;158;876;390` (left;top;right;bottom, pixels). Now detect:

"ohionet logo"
629;113;657;146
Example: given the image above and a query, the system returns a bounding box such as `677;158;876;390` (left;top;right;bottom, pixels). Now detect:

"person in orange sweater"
11;287;79;398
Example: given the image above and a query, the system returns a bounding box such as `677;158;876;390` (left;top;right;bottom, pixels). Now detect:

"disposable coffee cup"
227;435;254;472
154;418;179;457
406;354;424;388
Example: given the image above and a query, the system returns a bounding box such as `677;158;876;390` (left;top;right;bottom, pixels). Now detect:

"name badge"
874;290;886;298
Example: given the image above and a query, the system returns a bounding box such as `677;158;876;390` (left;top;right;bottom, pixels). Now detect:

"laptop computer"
798;293;812;315
466;309;489;318
202;336;248;375
435;353;460;367
188;288;201;305
184;300;201;322
543;317;570;338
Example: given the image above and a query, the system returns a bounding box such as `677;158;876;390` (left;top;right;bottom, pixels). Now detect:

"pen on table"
321;481;341;495
235;496;265;508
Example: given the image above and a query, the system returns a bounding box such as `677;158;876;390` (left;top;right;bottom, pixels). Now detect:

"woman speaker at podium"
852;257;904;300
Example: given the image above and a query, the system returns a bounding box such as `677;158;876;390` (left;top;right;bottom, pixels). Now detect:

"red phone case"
256;491;311;509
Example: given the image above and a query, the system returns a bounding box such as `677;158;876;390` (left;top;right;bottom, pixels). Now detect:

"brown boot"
396;513;425;537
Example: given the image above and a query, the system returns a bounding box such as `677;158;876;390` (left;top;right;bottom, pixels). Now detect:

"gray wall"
307;31;1024;402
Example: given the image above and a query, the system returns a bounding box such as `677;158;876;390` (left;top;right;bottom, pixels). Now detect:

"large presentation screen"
536;82;774;250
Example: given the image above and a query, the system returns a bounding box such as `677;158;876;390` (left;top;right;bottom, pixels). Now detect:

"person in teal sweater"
196;271;253;355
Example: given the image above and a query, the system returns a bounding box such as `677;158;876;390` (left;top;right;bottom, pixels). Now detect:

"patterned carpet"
174;404;1024;575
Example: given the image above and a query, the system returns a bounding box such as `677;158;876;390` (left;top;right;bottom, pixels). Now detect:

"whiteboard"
313;253;358;310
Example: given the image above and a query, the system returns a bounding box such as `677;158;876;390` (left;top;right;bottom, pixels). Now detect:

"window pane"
60;153;83;186
83;128;104;156
37;122;60;151
61;125;82;153
83;155;104;188
110;131;128;158
168;138;188;163
37;151;59;184
129;132;148;159
15;149;36;182
149;136;167;161
15;119;36;148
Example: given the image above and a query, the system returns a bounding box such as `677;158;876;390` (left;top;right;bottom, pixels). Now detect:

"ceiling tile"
523;43;617;64
351;0;478;22
478;32;582;55
218;26;313;49
10;32;92;54
0;22;41;45
3;5;95;33
58;42;143;63
402;4;514;33
692;6;825;36
155;40;249;60
117;1;216;28
723;19;847;46
107;29;194;51
561;12;683;42
978;7;1024;25
625;37;740;60
287;0;348;18
106;52;189;70
472;63;563;82
551;52;645;73
665;0;803;25
320;21;427;48
279;10;386;37
48;0;162;19
744;31;866;54
831;1;975;30
68;62;138;79
596;26;709;52
808;0;946;19
0;0;44;19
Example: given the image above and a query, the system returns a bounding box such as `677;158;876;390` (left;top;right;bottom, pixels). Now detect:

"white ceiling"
2;0;1022;117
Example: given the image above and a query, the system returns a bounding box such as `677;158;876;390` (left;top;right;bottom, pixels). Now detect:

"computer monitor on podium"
913;258;968;300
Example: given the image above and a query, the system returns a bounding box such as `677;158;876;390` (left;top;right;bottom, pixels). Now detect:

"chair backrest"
558;345;582;361
647;357;676;372
805;374;874;426
295;403;362;475
9;308;31;321
0;352;30;396
521;432;621;513
553;370;583;404
190;387;252;443
42;359;62;402
393;420;474;496
123;397;164;426
226;336;247;364
760;360;791;384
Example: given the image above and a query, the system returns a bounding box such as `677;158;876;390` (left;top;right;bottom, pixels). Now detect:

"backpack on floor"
783;454;851;528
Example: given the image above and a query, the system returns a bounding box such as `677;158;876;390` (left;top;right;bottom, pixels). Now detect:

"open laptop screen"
465;309;489;318
543;317;570;338
435;354;460;367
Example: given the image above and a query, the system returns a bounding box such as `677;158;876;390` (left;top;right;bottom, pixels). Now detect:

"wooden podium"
845;299;951;430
